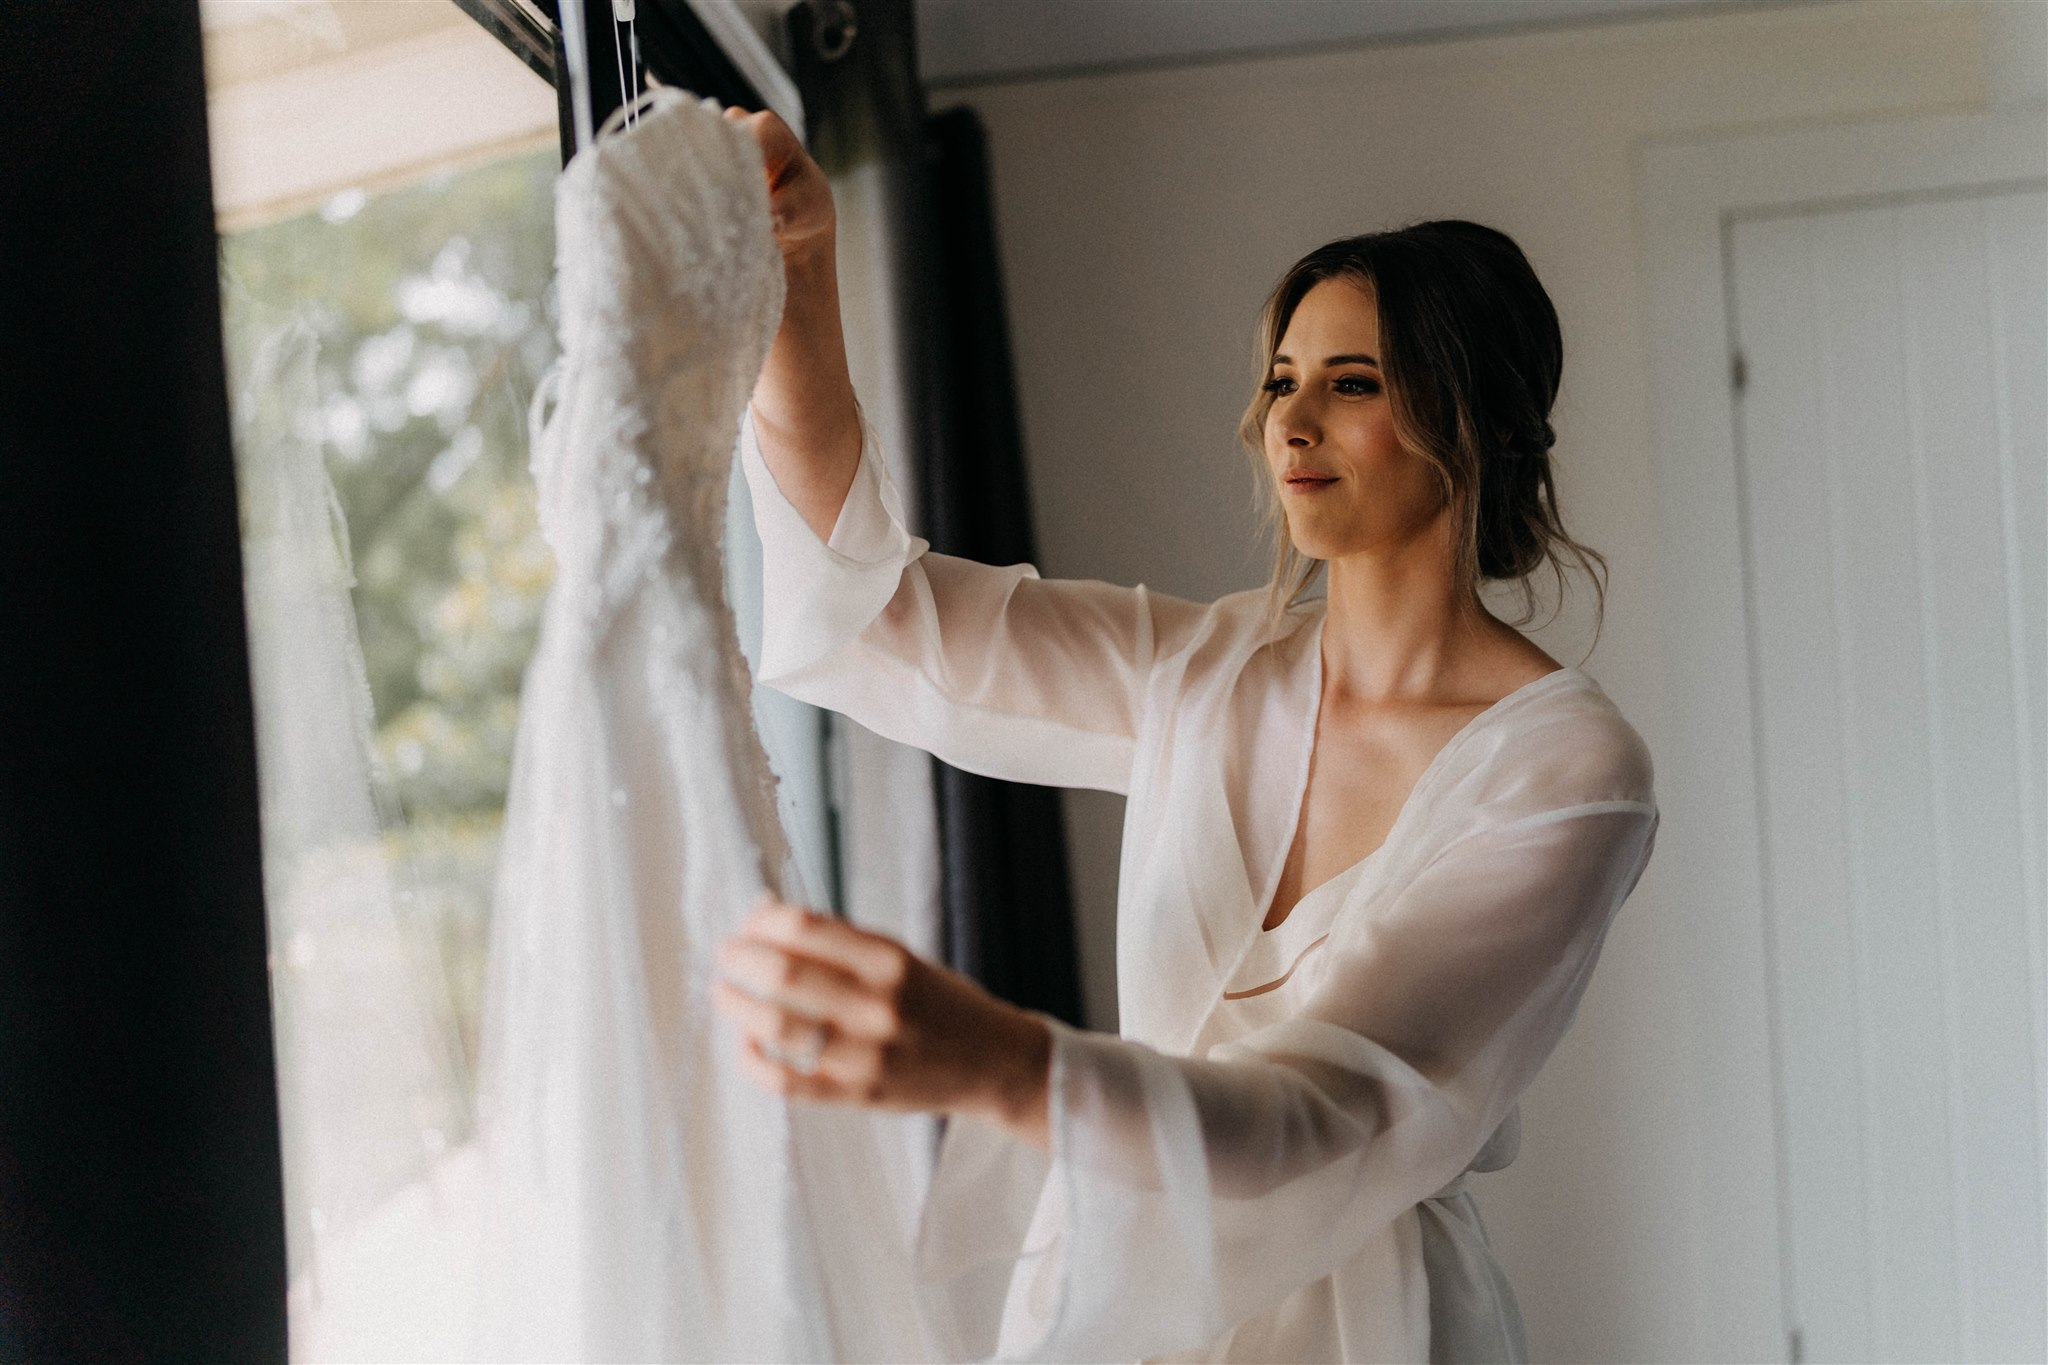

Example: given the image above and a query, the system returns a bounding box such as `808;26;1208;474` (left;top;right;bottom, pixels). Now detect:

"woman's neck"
1318;532;1497;704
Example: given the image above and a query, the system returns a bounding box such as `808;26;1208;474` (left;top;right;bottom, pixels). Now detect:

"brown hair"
1237;221;1607;650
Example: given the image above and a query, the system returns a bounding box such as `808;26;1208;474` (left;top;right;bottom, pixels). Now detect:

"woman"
712;108;1658;1364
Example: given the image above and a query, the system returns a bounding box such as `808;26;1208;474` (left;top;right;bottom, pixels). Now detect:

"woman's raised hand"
721;106;834;260
714;896;1053;1149
722;106;859;540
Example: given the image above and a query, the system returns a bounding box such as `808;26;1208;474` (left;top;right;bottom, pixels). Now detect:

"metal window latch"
809;0;857;62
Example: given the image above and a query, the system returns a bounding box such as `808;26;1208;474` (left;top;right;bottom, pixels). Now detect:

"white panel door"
1728;187;2047;1365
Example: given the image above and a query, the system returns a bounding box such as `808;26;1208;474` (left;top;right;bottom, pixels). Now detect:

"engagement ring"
778;1019;826;1076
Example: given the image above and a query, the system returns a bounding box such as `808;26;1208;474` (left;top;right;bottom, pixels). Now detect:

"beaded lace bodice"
530;88;792;890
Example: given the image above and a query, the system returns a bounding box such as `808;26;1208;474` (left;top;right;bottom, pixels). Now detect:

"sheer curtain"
230;313;486;1358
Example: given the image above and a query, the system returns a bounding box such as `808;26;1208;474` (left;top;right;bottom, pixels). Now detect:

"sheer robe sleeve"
738;406;1205;795
915;789;1659;1362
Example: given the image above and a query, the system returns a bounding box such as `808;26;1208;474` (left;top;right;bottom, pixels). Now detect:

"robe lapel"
1121;608;1325;1055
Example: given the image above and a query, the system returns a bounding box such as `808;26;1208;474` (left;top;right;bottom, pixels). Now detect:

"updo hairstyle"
1237;220;1607;647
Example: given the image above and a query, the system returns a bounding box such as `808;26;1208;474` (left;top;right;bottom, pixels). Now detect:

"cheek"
1311;413;1405;488
1326;424;1443;528
1262;418;1289;465
1355;410;1408;464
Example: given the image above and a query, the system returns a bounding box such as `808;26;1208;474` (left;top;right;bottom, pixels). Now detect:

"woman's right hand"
722;106;834;260
723;105;859;540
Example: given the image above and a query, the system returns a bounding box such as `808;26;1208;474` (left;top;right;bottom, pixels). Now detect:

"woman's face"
1262;278;1446;564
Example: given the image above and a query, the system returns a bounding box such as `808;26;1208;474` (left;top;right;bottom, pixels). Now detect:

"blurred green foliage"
221;149;560;1077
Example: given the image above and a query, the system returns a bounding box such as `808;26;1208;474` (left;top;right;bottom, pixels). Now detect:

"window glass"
206;4;559;1352
222;151;560;1087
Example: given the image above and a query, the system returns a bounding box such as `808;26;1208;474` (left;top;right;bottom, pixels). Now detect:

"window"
206;6;843;1351
206;3;558;1352
222;151;559;1102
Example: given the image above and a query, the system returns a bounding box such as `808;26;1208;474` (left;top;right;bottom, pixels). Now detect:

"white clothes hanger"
610;0;642;131
564;0;801;155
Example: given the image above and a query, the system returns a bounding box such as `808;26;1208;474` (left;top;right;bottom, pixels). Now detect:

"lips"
1282;468;1338;491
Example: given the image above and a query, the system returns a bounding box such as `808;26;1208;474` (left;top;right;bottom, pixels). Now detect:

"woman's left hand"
713;896;1053;1149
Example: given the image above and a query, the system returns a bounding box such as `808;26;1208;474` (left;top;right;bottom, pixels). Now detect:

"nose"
1268;393;1319;449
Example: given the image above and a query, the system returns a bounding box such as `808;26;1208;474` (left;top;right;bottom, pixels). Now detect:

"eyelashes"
1260;375;1380;397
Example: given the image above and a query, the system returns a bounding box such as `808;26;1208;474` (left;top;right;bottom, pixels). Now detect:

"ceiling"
908;0;1815;88
203;1;1828;105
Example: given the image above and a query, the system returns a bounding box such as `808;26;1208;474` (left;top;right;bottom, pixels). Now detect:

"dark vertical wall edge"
0;4;289;1360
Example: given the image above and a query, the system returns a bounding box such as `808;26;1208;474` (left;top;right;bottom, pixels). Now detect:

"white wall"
933;3;2036;1360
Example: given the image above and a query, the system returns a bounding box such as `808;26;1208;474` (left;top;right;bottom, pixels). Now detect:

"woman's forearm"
750;237;863;542
723;106;861;540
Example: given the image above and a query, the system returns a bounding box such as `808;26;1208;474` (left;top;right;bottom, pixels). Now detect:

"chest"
1262;696;1491;931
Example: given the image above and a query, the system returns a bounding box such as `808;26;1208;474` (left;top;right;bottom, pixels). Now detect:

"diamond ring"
783;1019;827;1077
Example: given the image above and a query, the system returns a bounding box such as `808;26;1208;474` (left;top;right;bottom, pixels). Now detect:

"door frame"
1634;103;2048;1359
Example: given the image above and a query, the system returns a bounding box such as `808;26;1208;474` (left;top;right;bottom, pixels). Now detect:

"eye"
1334;375;1381;396
1261;376;1295;396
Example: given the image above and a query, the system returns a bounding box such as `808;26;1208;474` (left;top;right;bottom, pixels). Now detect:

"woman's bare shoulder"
1474;628;1567;698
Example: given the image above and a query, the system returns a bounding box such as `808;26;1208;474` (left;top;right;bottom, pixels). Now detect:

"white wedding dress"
468;88;934;1363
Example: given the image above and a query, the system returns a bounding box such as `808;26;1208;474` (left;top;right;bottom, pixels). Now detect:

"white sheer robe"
740;409;1660;1363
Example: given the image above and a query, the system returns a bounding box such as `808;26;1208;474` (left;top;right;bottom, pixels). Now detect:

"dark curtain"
787;0;1085;1026
916;108;1085;1027
0;4;288;1361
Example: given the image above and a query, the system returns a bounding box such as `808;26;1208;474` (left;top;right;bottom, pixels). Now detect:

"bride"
711;107;1658;1364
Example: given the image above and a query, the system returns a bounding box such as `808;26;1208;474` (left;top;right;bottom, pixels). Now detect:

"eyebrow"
1271;352;1379;369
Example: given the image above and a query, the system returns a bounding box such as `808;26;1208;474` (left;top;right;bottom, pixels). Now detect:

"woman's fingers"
719;109;833;251
715;975;894;1102
740;898;911;993
716;896;1048;1136
756;117;807;191
711;976;828;1051
715;934;896;1038
736;1035;840;1101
